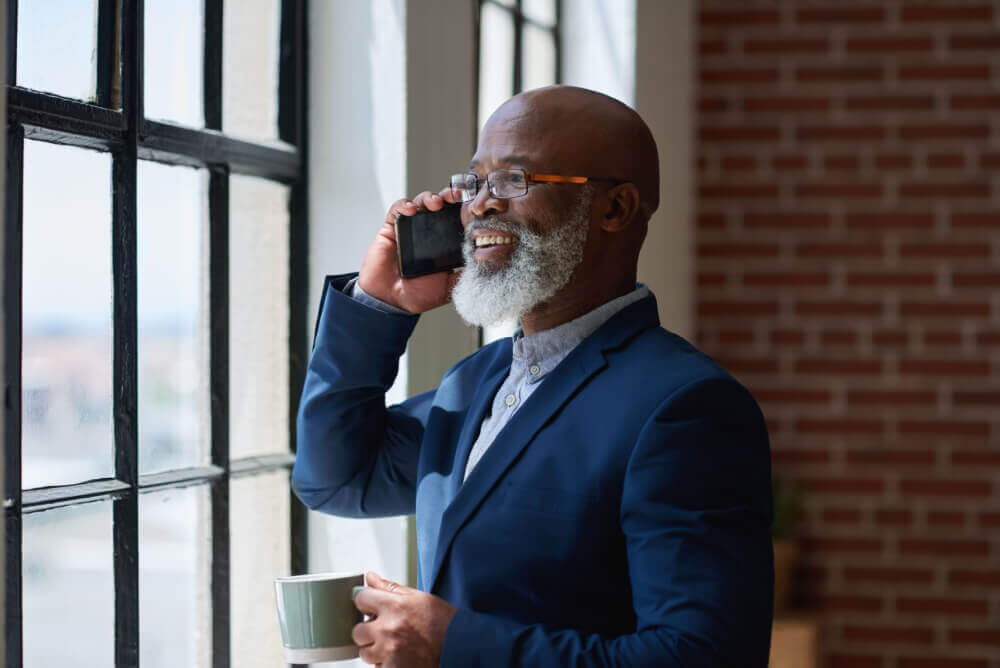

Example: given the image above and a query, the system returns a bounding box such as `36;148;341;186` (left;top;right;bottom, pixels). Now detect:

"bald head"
483;85;660;220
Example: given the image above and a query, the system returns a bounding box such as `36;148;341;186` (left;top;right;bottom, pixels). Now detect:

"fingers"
354;620;388;665
353;587;386;617
366;571;397;592
352;619;375;648
353;583;404;623
384;190;451;227
358;643;385;666
366;571;414;595
385;197;417;226
412;190;446;212
439;186;460;205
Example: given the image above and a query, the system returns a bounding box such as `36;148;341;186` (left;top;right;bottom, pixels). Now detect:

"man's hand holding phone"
358;188;462;314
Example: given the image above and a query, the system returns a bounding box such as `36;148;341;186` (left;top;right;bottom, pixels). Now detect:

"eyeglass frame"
449;168;626;203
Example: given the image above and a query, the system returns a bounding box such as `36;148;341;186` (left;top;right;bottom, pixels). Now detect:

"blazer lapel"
449;364;510;496
417;353;509;591
427;294;661;592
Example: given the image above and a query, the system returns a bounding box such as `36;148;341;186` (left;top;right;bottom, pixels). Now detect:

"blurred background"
3;1;997;667
696;3;999;667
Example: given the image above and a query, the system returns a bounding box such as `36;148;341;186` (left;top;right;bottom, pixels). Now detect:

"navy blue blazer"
293;274;774;666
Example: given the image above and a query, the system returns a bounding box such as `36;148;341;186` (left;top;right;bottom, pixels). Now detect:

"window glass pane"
523;0;556;27
140;485;212;667
478;2;515;129
138;161;210;474
22;141;112;489
16;0;99;101
223;0;283;144
231;470;290;667
229;175;290;459
522;24;557;92
144;0;204;127
23;502;113;666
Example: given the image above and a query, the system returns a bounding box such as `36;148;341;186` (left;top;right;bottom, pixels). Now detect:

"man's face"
450;117;596;328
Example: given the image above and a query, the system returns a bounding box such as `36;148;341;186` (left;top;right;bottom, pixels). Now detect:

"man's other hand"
358;189;462;314
352;571;457;667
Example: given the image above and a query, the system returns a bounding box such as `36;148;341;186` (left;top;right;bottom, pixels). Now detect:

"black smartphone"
394;203;465;278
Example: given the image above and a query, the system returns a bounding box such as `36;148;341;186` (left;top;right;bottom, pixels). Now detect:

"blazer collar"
428;293;661;592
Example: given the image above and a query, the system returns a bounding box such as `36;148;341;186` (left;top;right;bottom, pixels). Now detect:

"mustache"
465;217;521;238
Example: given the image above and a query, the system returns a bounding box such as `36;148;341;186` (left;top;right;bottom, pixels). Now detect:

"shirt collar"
510;284;650;364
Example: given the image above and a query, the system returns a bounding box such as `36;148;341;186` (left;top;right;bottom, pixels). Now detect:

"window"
476;0;561;343
5;1;308;666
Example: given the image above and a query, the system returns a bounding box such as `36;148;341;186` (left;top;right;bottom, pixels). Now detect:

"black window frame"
3;1;310;666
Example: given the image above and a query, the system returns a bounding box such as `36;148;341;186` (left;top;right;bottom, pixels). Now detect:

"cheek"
513;190;575;235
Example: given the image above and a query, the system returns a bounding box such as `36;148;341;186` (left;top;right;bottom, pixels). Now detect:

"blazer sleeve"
440;377;774;667
292;274;433;518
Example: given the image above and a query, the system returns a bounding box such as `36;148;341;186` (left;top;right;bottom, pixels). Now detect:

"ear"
599;182;641;233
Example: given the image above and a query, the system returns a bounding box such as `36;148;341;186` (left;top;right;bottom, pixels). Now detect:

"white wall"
562;0;695;339
306;0;479;625
561;0;636;105
307;0;411;610
403;1;480;399
634;0;694;338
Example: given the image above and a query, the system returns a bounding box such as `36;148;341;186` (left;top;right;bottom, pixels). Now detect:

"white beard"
451;186;594;328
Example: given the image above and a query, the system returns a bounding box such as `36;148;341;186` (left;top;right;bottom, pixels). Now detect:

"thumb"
366;571;412;595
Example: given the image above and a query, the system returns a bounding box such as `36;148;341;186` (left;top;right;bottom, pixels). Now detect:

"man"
293;85;773;666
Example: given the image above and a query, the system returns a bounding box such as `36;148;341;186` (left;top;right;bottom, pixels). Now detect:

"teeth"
475;236;516;247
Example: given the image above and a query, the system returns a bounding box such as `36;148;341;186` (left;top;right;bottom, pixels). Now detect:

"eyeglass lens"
450;169;529;202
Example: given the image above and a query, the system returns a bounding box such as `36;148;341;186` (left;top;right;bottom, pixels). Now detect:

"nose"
465;182;509;220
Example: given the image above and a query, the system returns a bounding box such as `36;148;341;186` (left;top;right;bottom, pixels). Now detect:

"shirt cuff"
344;277;414;316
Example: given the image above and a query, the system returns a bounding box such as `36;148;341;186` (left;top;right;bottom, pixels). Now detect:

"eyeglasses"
449;168;623;203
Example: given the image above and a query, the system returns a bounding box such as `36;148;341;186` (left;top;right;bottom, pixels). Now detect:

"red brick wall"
695;2;1000;666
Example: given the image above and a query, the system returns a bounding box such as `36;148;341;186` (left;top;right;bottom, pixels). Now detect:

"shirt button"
504;393;517;407
529;365;540;375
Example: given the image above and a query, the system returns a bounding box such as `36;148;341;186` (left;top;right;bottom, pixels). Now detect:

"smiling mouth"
473;235;517;249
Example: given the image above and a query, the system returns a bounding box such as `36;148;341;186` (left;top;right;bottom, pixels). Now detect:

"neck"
519;271;636;335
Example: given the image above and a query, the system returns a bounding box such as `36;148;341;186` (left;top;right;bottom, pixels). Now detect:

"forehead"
470;110;558;171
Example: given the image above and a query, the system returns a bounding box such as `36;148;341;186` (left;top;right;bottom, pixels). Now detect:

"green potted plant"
772;477;803;616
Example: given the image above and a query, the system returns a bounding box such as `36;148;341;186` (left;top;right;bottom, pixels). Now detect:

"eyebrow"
468;154;537;171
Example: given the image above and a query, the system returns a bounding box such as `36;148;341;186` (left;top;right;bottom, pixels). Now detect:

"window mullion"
209;168;231;668
277;0;302;146
112;498;139;667
513;0;523;94
204;0;222;131
283;0;310;589
6;0;17;85
112;74;140;668
554;0;562;84
113;1;141;666
4;123;25;668
96;0;117;107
